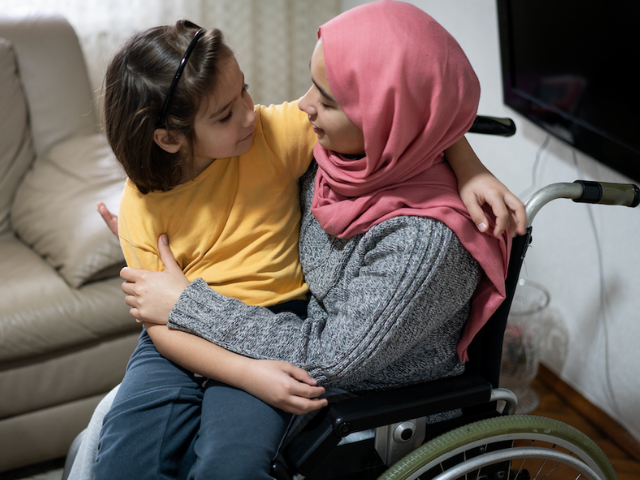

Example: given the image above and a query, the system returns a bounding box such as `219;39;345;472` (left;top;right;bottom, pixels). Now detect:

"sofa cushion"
0;38;35;236
0;331;139;419
11;134;127;287
0;13;97;158
0;232;136;363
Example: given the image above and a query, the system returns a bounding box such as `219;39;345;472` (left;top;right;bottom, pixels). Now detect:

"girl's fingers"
294;384;326;399
287;364;319;386
481;192;508;237
286;375;325;399
505;195;527;235
465;199;490;233
287;396;328;415
282;364;326;399
97;202;119;236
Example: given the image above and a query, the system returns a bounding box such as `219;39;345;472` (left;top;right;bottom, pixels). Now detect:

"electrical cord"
518;134;551;201
571;150;622;419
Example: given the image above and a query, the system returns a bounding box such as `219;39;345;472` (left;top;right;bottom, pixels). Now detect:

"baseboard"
537;363;640;462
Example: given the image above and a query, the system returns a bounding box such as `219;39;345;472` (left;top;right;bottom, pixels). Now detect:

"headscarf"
311;0;511;362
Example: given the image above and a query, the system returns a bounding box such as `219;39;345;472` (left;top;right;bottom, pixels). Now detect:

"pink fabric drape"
310;0;511;362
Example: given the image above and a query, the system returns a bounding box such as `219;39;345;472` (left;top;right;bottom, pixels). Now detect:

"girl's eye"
320;102;332;110
220;85;248;124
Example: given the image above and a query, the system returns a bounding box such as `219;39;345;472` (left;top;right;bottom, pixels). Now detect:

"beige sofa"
0;13;140;472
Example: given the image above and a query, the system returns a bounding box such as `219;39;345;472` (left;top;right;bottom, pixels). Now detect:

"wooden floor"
529;368;640;480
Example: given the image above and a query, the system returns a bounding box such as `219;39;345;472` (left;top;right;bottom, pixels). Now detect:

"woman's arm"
445;137;526;237
101;204;478;389
165;217;481;388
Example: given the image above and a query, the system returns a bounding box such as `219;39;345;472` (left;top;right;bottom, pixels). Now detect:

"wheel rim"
430;447;601;480
378;415;617;480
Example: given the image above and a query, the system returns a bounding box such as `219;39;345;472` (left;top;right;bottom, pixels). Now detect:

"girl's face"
192;56;256;172
299;40;365;156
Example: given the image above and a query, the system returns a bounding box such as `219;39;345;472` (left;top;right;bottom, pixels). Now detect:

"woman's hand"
238;360;328;415
121;235;190;324
97;202;119;237
459;170;527;238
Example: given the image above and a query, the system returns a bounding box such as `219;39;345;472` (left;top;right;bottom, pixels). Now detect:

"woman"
72;1;521;479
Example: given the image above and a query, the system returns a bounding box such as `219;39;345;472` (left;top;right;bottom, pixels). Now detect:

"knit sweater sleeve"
167;217;480;387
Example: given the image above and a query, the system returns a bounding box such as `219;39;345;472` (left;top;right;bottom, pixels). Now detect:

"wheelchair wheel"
378;415;616;480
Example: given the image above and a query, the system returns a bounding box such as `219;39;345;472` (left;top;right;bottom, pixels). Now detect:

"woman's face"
298;40;365;156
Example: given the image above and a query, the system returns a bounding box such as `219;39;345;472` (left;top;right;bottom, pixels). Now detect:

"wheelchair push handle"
468;116;517;137
573;180;640;207
525;181;640;227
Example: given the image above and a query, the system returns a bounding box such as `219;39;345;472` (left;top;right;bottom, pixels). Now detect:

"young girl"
94;20;324;480
92;14;524;480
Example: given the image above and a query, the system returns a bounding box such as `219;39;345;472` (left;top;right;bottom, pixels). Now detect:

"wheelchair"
62;117;638;480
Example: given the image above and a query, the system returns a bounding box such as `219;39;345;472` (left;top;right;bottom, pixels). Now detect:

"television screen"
496;0;640;182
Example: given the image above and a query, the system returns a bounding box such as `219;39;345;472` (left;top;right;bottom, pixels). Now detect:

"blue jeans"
93;329;292;480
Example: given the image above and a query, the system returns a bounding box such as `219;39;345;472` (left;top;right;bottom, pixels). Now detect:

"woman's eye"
320;102;332;110
243;83;249;91
219;111;233;123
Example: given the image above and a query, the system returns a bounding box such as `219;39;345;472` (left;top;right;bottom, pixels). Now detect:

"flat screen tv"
496;0;640;182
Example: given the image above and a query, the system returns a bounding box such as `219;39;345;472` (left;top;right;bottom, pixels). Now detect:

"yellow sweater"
118;101;315;306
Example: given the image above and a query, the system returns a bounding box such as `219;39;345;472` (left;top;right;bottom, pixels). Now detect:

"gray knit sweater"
167;163;482;391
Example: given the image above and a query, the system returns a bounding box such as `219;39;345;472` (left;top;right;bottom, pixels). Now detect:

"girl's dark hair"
104;20;234;193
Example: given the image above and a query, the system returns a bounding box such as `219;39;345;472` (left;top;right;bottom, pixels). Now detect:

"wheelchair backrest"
464;228;532;387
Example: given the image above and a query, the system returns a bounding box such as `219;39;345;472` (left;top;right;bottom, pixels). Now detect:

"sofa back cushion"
0;13;96;158
0;38;35;236
11;134;127;288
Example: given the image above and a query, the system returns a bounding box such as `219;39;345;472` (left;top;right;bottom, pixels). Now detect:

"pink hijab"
311;0;511;362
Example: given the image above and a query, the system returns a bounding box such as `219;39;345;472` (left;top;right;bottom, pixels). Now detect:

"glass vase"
500;278;550;414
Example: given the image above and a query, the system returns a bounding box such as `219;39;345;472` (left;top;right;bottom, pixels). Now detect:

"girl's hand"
239;360;328;415
120;235;190;323
459;170;527;238
445;137;526;237
97;202;119;237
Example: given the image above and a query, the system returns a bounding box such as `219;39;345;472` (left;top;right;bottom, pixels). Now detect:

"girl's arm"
112;228;327;414
144;324;327;414
444;137;526;237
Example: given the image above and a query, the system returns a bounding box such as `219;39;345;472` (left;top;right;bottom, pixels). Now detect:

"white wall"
342;0;640;441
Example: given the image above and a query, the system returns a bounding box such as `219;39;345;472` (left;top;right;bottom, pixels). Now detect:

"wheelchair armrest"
469;116;516;136
281;373;493;475
325;374;492;436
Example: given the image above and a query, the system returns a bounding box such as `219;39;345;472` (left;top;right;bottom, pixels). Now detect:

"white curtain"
0;0;340;110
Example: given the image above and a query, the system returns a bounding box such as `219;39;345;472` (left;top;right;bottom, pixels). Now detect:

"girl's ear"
153;129;183;154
